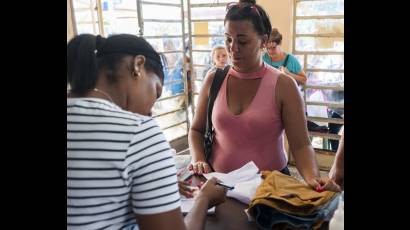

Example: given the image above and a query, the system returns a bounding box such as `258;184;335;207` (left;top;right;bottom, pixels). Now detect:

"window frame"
290;0;344;170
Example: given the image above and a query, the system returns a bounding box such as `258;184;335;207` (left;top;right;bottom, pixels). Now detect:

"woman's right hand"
188;161;212;175
329;164;344;190
197;177;226;208
306;176;341;193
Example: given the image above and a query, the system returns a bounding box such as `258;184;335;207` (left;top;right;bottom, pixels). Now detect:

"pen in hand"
216;182;234;190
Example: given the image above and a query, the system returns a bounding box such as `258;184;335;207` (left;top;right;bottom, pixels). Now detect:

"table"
189;175;329;230
190;175;259;230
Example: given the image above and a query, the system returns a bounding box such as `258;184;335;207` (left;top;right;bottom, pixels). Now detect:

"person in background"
202;45;229;83
210;45;229;70
188;0;340;193
263;28;307;86
67;33;226;230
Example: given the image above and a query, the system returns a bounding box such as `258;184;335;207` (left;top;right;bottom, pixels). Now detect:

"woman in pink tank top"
189;0;341;192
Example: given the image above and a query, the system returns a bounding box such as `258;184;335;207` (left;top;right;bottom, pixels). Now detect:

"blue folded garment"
252;194;341;230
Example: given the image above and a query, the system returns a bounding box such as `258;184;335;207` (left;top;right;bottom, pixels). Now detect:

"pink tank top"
210;64;287;173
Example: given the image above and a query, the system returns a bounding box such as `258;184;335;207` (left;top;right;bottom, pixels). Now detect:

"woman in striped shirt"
67;33;226;230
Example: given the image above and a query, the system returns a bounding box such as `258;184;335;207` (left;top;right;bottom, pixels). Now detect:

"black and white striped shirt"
67;98;181;230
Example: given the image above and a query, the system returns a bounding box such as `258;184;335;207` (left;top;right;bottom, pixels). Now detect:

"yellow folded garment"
249;170;336;216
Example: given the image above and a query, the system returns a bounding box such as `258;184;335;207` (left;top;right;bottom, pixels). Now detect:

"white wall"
258;0;294;53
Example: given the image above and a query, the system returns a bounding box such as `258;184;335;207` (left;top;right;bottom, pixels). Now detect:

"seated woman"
188;0;340;192
67;33;226;230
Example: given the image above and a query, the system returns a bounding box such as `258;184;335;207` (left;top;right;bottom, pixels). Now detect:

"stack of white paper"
181;196;215;214
180;186;215;214
203;161;262;205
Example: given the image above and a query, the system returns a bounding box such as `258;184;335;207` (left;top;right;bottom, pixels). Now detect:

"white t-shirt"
67;98;181;230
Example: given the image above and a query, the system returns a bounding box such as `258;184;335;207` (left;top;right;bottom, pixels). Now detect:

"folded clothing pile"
247;171;340;230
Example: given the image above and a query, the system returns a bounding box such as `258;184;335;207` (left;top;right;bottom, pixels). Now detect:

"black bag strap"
283;54;290;68
205;65;230;145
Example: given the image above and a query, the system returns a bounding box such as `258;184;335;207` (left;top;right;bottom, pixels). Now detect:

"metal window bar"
295;15;344;20
162;121;188;131
158;50;184;54
144;19;183;23
153;108;186;118
140;1;182;7
293;0;344;154
180;0;191;131
177;148;190;155
187;0;195;117
295;33;344;38
75;21;97;25
305;69;344;73
189;3;227;7
309;132;341;140
73;7;93;12
188;0;227;116
116;16;138;19
192;49;212;52
304;85;344;91
137;0;189;141
294;51;344;55
136;0;143;36
307;117;344;125
157;93;185;102
192;64;211;67
143;35;183;39
111;8;138;12
69;0;78;36
191;34;224;37
96;0;105;36
305;101;344;109
163;80;185;86
191;19;224;22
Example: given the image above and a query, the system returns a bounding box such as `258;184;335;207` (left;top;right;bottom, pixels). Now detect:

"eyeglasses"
226;2;261;18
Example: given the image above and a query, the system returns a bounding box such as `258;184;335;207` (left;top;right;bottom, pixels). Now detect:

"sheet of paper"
180;186;215;214
181;197;215;214
203;161;263;205
227;175;262;204
203;161;259;186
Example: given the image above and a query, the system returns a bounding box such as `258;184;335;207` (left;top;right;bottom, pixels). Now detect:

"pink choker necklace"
228;63;267;79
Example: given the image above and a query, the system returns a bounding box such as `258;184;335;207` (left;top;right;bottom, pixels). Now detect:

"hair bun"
239;0;256;5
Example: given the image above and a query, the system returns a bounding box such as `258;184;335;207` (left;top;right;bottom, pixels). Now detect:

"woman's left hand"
306;177;341;192
329;165;344;189
178;180;195;198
